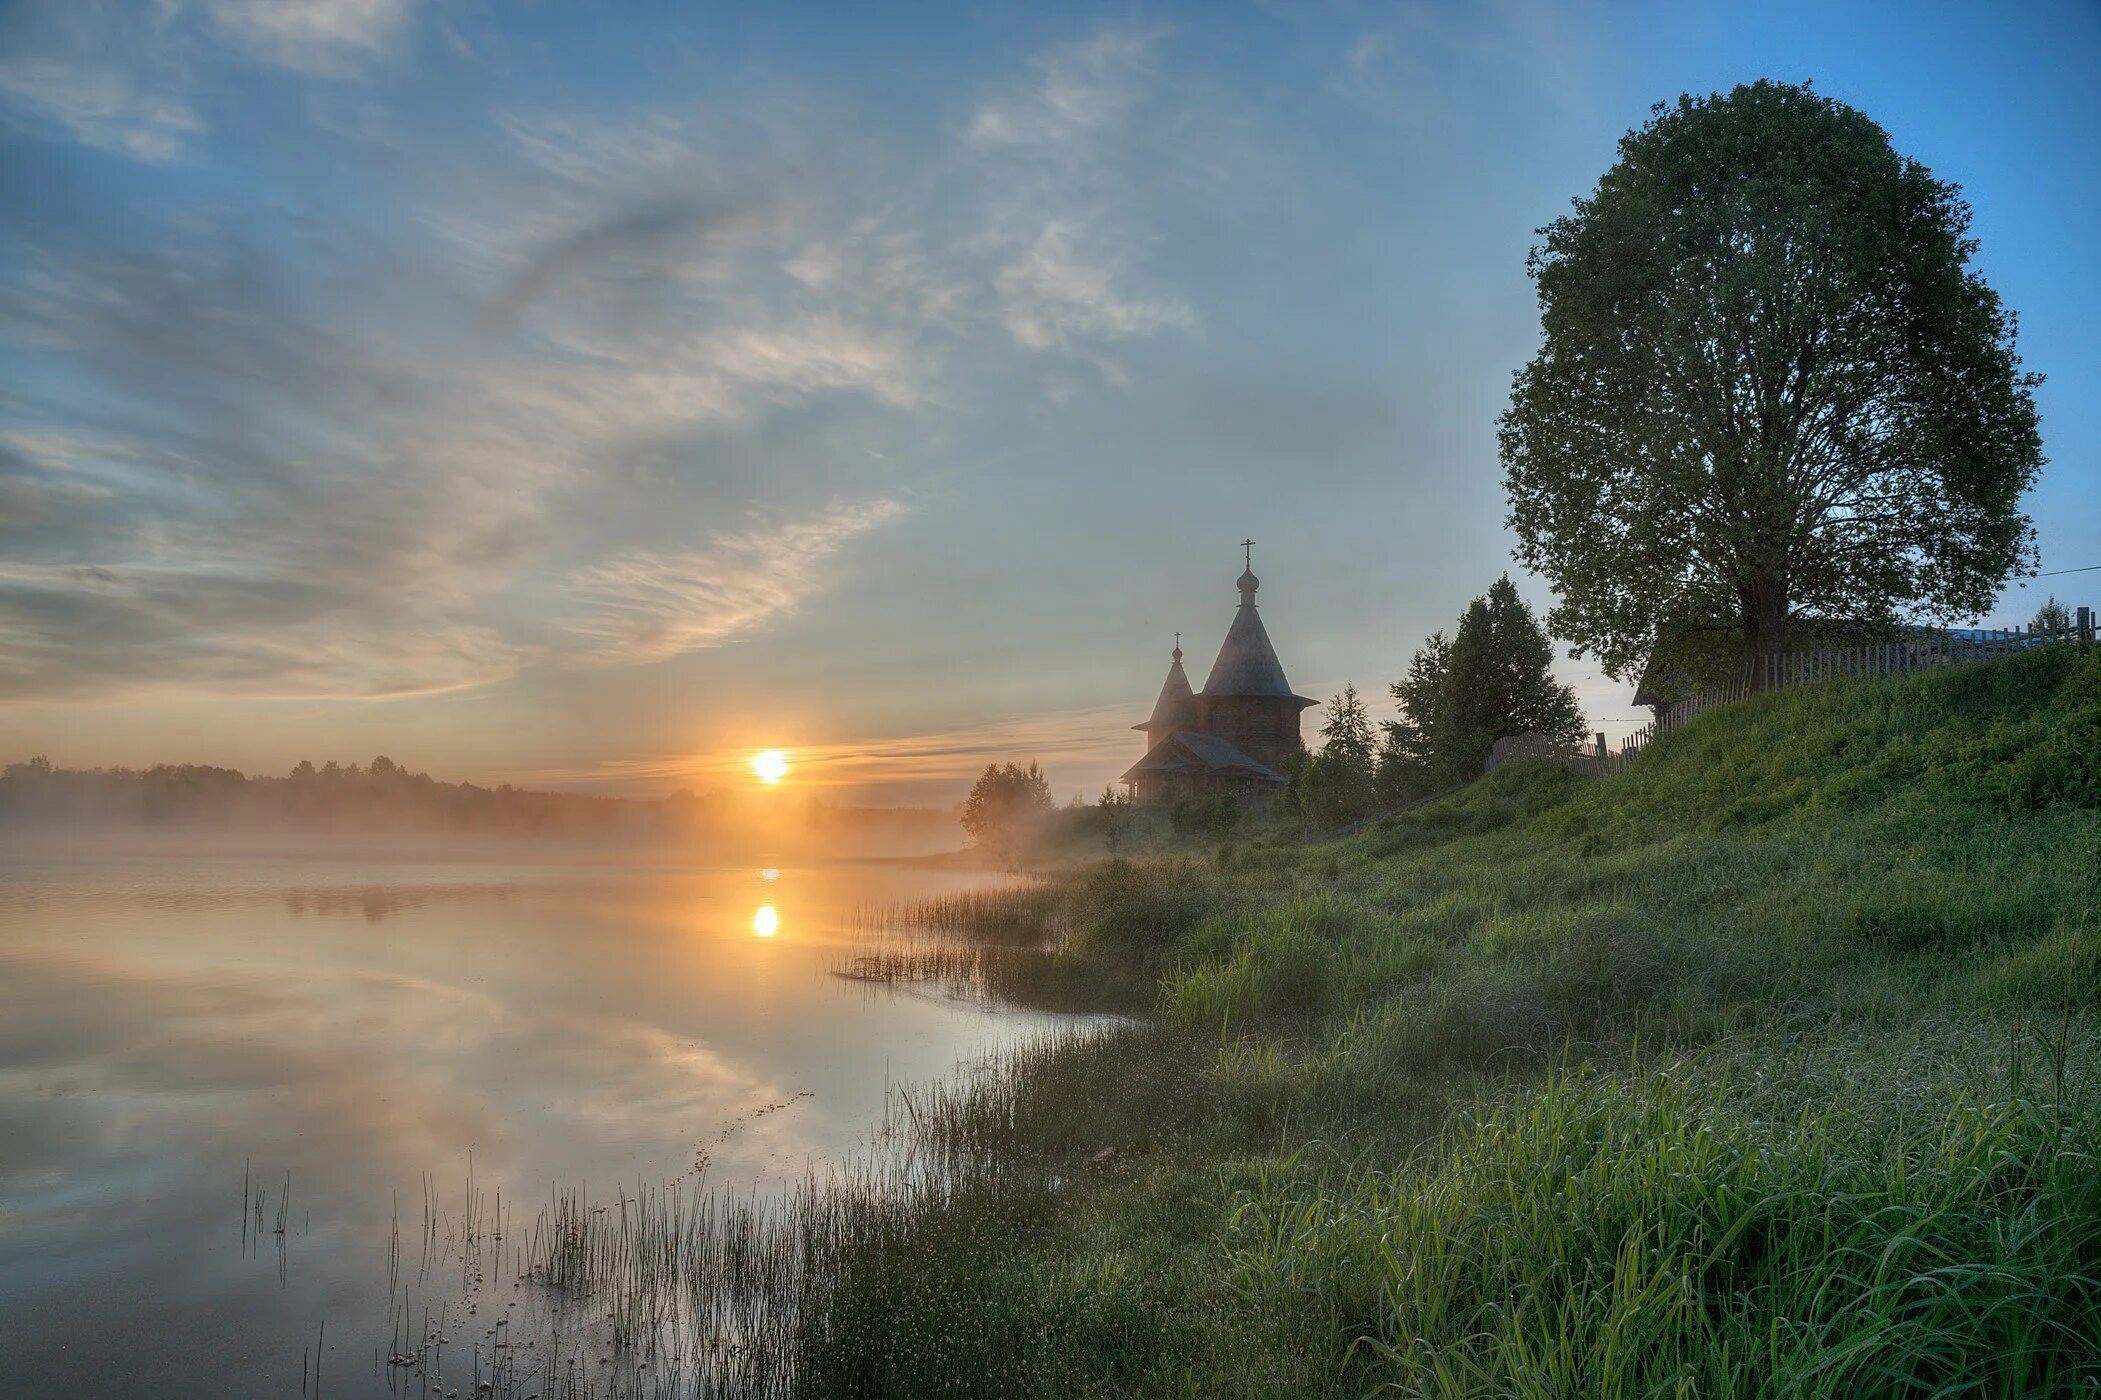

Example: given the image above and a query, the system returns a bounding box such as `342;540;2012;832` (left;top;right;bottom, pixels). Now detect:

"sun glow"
752;905;780;937
751;749;790;784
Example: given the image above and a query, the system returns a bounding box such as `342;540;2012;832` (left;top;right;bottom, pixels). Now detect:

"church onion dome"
1134;640;1198;732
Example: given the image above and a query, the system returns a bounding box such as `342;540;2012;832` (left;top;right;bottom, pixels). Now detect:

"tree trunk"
1744;576;1788;688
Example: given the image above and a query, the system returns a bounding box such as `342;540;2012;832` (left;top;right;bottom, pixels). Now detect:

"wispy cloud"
1334;0;1598;124
0;55;202;162
0;18;1200;713
561;499;907;665
0;0;420;167
205;0;416;73
965;26;1195;356
965;26;1160;151
996;219;1194;350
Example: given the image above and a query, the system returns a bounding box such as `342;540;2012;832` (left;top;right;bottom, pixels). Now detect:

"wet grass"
424;645;2101;1395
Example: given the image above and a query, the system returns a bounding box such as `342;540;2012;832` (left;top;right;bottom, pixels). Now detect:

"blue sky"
2;0;2097;803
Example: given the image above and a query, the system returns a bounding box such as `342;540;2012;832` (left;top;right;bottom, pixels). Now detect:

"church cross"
1241;538;1255;569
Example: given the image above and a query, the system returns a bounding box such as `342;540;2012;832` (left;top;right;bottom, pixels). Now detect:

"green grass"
784;644;2101;1396
520;644;2101;1395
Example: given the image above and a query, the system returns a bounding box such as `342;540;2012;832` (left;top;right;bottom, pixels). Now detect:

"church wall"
1194;695;1302;771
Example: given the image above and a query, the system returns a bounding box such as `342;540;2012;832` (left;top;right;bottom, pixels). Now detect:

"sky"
2;0;2097;806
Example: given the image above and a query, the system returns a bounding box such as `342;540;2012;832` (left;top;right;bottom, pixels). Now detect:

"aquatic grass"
860;882;1063;944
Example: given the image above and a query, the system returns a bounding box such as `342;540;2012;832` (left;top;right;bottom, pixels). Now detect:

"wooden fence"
1609;607;2095;772
1484;732;1617;779
1487;606;2095;780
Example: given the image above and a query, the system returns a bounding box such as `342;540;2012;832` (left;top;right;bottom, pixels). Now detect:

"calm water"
0;850;1079;1397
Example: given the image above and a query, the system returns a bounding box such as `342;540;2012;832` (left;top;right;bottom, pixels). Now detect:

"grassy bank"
788;643;2101;1396
515;644;2101;1395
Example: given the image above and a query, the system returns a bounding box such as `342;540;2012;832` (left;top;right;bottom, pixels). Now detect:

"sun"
750;749;790;784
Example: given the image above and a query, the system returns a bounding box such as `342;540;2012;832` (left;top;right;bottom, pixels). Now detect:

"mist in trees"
960;761;1055;865
0;754;955;855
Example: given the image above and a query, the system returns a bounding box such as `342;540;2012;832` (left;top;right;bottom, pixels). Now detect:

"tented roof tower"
1134;636;1198;747
1201;563;1297;698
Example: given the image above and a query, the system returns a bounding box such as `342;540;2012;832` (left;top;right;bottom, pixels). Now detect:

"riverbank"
787;642;2101;1394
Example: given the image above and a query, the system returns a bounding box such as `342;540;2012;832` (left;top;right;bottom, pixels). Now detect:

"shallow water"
0;850;1076;1397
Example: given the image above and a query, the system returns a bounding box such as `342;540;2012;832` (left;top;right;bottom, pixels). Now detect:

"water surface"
0;850;1071;1397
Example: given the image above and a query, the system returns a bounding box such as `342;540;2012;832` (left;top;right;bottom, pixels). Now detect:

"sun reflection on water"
752;905;780;937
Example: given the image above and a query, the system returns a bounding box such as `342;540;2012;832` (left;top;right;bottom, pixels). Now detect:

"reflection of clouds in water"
0;948;303;1072
495;1013;811;1159
0;859;1027;1397
0;944;805;1210
0;949;512;1226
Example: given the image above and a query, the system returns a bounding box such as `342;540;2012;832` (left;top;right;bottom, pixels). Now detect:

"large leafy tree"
1501;80;2043;682
1393;577;1585;785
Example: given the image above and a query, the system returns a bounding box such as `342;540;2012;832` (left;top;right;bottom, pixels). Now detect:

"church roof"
1134;642;1197;732
1200;564;1313;705
1120;731;1286;784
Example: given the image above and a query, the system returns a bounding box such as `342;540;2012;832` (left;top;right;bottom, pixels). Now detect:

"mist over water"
0;848;1086;1398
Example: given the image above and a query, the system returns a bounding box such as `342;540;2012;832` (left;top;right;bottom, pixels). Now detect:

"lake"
0;849;1083;1397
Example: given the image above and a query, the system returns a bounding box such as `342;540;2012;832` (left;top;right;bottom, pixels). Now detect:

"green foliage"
1376;630;1446;804
1391;575;1586;785
1501;80;2044;679
961;760;1055;864
1316;682;1377;768
1284;684;1384;830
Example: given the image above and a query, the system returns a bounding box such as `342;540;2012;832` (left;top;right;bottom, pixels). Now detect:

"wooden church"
1121;548;1315;806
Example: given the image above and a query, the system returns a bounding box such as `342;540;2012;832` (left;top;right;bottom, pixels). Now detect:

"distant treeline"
0;754;954;846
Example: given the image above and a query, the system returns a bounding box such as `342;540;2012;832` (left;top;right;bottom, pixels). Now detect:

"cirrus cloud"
560;499;908;666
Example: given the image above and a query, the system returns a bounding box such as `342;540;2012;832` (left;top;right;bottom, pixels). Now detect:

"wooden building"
1122;552;1315;806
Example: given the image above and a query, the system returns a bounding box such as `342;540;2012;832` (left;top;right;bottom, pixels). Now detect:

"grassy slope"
802;646;2101;1397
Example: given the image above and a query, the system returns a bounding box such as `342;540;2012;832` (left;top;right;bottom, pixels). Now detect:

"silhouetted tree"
1380;632;1450;801
1095;784;1134;855
1503;81;2043;684
960;761;1055;864
1291;685;1380;828
1389;578;1585;785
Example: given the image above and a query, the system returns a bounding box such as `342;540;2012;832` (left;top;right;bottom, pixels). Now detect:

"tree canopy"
1501;80;2043;684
